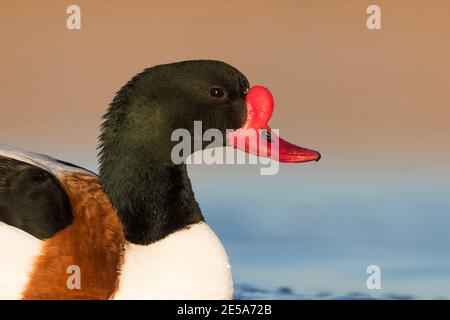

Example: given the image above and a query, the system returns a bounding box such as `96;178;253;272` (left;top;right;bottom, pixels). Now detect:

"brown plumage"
22;173;125;300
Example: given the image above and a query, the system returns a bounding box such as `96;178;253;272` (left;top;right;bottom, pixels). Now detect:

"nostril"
260;129;272;143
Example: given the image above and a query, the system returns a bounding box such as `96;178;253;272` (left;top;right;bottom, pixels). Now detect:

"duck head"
99;60;320;244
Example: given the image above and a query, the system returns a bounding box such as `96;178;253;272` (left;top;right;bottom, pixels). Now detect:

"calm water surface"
190;162;450;300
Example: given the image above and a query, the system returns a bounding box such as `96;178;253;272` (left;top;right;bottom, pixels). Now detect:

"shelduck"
0;60;320;299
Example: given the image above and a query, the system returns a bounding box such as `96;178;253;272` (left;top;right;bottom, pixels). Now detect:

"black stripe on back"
54;158;99;177
0;155;73;239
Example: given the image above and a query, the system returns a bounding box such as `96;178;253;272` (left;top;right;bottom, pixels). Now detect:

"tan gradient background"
0;0;449;173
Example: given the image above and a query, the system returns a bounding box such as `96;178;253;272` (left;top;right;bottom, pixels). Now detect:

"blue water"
233;283;410;300
189;162;450;300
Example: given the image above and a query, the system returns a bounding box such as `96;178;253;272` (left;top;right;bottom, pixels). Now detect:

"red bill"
228;86;321;163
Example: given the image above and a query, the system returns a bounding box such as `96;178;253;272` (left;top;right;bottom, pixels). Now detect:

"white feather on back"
0;143;93;177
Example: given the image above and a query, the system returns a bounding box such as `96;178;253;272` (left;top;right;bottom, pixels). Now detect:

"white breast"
114;222;233;300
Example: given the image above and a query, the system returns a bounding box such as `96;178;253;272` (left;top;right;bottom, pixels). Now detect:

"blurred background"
1;0;449;299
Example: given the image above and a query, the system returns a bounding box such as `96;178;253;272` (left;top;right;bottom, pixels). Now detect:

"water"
233;283;409;300
189;163;450;300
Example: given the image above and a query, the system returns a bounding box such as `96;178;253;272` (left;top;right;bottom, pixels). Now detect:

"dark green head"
98;60;250;244
100;60;249;164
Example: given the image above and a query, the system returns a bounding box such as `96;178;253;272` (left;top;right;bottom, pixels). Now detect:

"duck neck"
98;74;205;245
98;94;205;245
100;149;204;245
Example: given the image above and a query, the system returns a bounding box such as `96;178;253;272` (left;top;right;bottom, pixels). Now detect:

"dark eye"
209;86;226;98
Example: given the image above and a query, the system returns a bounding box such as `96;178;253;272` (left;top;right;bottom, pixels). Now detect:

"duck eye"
209;86;225;98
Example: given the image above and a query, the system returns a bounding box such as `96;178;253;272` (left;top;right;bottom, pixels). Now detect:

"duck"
0;60;320;300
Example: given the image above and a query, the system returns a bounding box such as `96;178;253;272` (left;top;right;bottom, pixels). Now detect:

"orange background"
0;0;449;172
